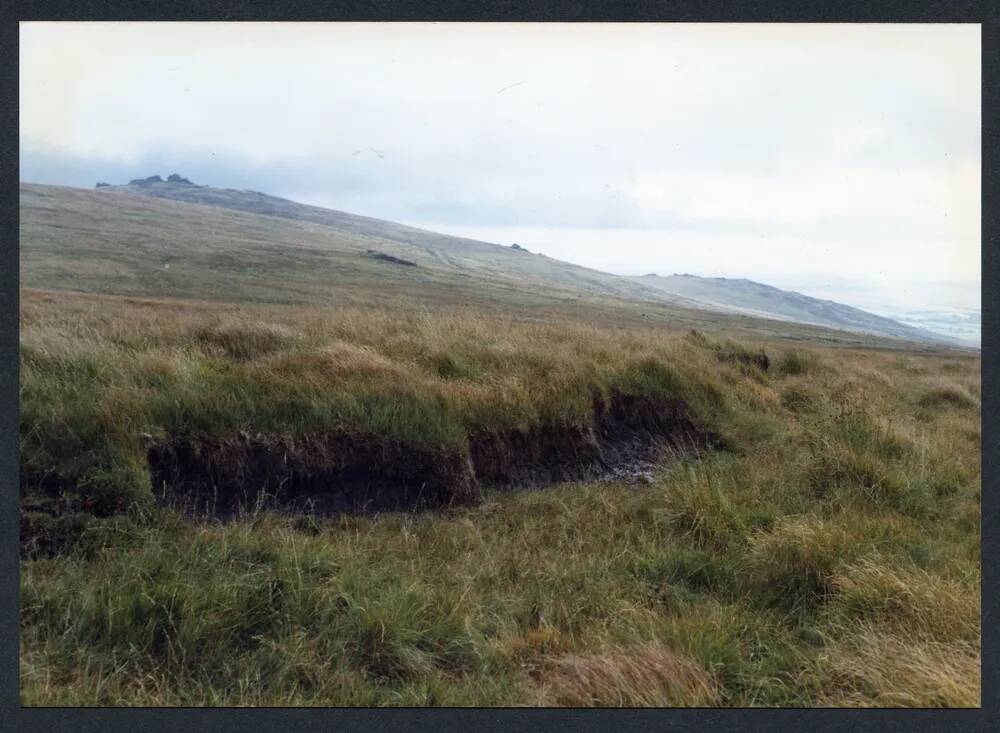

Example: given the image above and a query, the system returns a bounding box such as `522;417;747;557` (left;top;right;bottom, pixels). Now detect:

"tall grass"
19;289;981;707
20;290;732;510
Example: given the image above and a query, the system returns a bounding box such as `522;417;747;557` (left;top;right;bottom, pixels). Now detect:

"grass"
18;287;981;707
22;183;957;352
20;289;738;513
536;646;721;706
18;181;980;707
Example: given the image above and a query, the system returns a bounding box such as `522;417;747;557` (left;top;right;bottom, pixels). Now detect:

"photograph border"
1;2;995;730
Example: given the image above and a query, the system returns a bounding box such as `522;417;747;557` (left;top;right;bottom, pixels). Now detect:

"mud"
147;391;717;518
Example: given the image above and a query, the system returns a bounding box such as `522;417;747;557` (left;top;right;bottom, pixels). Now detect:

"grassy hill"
18;180;980;707
633;273;953;344
21;182;952;350
100;177;957;345
41;180;672;301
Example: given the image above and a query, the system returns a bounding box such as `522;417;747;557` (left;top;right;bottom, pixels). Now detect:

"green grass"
21;183;954;351
19;290;740;512
18;180;980;707
19;288;981;707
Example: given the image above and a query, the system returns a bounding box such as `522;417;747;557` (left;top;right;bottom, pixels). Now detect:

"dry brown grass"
829;558;980;643
193;320;300;360
536;645;721;707
916;384;980;411
260;341;414;385
818;629;980;708
19;287;980;707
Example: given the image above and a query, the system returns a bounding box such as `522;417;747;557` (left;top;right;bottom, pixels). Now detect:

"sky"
20;22;981;327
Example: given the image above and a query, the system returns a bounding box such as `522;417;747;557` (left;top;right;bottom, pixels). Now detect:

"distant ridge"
632;273;954;344
21;176;959;347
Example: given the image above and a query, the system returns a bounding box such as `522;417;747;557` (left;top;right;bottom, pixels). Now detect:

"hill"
20;179;954;348
90;177;673;302
18;179;981;707
632;273;954;344
20;181;706;321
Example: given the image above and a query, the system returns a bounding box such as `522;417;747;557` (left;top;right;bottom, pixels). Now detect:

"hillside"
18;179;981;708
20;179;953;349
632;273;954;344
92;177;672;302
19;286;982;707
20;182;717;323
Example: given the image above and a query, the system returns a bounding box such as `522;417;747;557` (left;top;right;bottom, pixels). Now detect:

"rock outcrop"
129;175;164;186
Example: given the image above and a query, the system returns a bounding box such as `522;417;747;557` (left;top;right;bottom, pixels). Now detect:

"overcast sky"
20;22;981;318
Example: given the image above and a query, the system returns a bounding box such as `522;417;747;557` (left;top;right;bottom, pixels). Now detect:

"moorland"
18;181;980;706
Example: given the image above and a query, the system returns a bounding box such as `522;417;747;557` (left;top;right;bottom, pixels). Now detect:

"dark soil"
469;392;713;490
147;432;478;517
147;391;717;519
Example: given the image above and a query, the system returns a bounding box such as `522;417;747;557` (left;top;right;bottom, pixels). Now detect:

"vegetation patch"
713;340;770;373
827;559;979;643
20;510;96;559
917;385;979;411
536;645;720;706
817;630;980;707
745;517;855;612
780;383;821;414
18;290;980;706
146;390;714;516
193;321;299;360
775;349;817;376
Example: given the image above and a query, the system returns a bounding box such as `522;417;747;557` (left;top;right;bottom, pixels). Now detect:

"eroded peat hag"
147;433;477;516
18;291;981;707
470;392;717;490
148;391;716;517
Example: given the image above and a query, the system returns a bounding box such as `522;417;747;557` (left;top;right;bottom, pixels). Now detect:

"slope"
94;177;675;302
633;273;952;344
20;181;952;349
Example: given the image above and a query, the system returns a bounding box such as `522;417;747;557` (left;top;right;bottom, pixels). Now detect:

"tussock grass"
775;348;818;376
660;462;772;553
746;517;853;612
19;289;980;707
780;382;822;413
712;339;770;375
828;559;979;643
917;385;979;411
537;646;721;706
817;629;980;708
193;320;300;360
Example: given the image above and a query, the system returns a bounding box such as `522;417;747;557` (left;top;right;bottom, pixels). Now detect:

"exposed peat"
147;391;716;518
147;433;478;516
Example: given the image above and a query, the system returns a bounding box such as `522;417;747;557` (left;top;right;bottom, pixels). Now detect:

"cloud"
19;22;980;309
